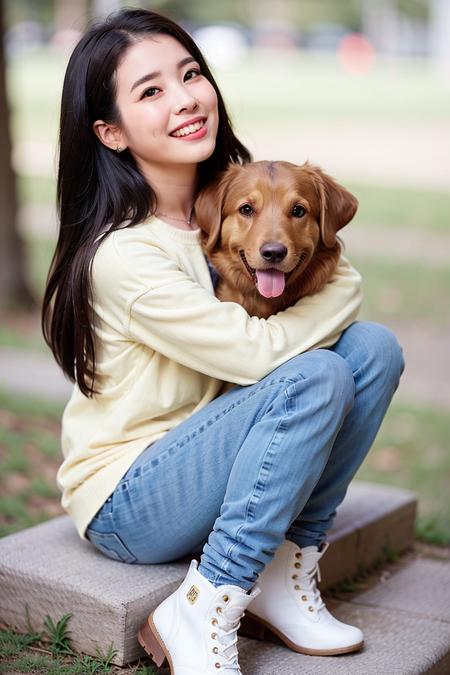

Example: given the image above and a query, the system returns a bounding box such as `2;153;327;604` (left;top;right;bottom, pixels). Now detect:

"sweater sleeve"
126;251;362;385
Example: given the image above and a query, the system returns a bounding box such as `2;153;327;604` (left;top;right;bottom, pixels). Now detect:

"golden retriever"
194;161;358;318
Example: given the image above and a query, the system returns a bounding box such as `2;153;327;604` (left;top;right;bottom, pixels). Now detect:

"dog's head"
194;160;358;299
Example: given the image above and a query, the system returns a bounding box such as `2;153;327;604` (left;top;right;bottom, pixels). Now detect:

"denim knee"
355;321;405;384
285;349;355;413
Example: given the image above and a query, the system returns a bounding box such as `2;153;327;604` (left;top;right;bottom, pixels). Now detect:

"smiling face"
96;34;219;174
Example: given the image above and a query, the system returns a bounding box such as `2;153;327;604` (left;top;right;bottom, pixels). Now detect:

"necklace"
155;207;194;226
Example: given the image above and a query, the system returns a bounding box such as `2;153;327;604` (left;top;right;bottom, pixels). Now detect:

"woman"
42;8;404;674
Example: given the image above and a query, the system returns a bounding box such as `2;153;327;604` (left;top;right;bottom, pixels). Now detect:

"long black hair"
42;8;252;397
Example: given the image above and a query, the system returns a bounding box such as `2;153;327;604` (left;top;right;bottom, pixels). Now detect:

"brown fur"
194;160;358;318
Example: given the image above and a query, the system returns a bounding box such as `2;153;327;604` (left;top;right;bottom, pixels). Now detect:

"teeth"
172;120;205;137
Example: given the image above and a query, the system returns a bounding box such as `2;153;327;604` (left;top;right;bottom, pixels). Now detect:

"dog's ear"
194;164;240;252
311;166;358;248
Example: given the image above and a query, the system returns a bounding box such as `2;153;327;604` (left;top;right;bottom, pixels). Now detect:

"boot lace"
301;563;325;611
210;594;247;672
292;543;330;613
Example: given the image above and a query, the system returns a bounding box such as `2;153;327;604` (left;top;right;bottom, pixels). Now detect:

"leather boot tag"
186;585;200;604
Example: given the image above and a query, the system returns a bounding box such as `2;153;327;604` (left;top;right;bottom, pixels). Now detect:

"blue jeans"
86;321;404;591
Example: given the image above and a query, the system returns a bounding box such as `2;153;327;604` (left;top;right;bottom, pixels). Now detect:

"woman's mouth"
170;119;207;138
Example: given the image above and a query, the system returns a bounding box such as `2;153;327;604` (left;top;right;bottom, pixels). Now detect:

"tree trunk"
0;0;35;311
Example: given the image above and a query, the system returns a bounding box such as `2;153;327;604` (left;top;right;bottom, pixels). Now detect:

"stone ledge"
0;480;417;666
239;591;450;674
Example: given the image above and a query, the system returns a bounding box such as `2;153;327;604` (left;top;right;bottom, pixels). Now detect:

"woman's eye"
184;68;201;81
239;204;254;217
141;87;160;99
292;205;307;218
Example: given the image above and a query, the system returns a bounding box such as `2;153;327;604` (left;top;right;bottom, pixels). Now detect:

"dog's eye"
292;205;307;218
239;204;254;217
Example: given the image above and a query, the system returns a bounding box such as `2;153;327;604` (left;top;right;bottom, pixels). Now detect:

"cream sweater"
57;216;362;539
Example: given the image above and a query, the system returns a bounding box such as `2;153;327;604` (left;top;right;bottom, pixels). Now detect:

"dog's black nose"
260;242;288;263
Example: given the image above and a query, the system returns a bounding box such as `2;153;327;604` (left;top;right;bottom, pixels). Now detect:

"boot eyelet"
212;647;219;654
222;595;229;602
294;562;301;568
295;552;301;558
294;584;300;590
301;595;308;601
308;606;314;612
211;632;217;639
292;574;298;579
216;607;222;614
215;663;221;668
211;618;218;626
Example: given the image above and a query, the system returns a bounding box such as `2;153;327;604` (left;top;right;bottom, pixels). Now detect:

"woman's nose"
173;87;199;114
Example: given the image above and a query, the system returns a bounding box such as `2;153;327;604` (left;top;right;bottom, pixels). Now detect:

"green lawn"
0;389;63;538
0;621;159;674
355;401;450;545
7;50;64;143
356;256;450;326
349;183;450;234
214;50;450;124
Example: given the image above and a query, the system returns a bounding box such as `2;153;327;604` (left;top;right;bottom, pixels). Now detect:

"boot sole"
240;610;364;656
137;611;174;673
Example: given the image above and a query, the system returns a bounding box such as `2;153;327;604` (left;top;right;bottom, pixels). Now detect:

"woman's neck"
140;161;199;229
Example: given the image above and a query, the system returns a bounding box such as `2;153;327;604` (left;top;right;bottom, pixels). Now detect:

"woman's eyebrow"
130;56;197;93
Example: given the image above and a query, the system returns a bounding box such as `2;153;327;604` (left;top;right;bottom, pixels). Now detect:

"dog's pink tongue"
256;269;286;298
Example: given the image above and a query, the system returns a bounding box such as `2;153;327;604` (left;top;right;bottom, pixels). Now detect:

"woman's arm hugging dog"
194;160;358;318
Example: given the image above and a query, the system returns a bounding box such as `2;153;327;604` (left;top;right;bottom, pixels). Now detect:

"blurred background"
0;0;449;544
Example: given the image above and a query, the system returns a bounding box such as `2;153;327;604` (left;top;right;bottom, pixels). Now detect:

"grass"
0;388;63;537
7;50;64;144
18;173;56;204
356;401;450;546
214;49;450;124
356;256;450;326
0;613;160;674
0;319;47;351
349;183;450;234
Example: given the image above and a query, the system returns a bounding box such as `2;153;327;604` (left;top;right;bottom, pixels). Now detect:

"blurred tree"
137;0;429;31
53;0;89;32
0;0;35;311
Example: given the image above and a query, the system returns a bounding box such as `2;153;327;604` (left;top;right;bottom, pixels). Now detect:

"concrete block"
352;558;450;623
320;481;417;590
0;481;417;666
238;597;450;674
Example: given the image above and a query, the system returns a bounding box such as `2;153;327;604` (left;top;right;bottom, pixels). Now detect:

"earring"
116;145;123;153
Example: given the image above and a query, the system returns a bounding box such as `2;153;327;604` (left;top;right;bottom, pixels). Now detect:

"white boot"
138;559;261;674
239;540;364;656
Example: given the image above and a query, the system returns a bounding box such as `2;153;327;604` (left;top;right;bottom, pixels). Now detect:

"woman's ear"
312;166;358;248
93;119;126;152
